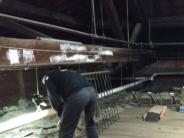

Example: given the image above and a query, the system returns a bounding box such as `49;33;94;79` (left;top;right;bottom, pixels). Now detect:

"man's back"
46;70;92;99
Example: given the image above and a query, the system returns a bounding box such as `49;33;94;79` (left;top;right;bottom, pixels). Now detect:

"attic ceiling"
0;0;184;49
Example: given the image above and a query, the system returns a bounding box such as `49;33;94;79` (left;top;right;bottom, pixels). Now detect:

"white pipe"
150;72;184;81
98;79;149;98
98;71;184;99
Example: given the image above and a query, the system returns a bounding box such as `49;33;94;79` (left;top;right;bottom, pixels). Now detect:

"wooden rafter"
0;0;77;25
101;0;125;40
0;18;50;38
0;37;154;70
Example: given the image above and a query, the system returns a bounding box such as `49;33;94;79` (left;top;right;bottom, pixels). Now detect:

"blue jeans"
59;87;99;138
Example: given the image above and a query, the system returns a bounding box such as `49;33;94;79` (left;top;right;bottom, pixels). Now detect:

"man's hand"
57;119;62;128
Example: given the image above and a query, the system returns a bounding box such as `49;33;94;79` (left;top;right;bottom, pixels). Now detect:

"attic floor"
100;106;184;138
1;106;184;138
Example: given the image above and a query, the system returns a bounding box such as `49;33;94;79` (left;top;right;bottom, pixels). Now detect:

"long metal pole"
91;0;97;35
0;13;129;44
2;13;184;47
126;0;130;48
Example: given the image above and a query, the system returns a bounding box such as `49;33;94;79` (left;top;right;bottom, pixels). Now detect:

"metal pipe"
81;70;109;76
99;79;149;98
139;42;184;46
91;0;97;35
98;72;184;99
2;13;184;47
0;13;130;45
126;0;130;48
150;72;184;81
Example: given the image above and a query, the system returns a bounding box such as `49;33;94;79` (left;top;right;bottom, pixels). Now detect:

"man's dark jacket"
43;70;92;116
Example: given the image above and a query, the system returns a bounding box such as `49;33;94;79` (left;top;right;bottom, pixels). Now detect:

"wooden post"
17;70;26;99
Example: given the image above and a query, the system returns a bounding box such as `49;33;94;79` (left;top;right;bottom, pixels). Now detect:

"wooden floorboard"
100;106;184;138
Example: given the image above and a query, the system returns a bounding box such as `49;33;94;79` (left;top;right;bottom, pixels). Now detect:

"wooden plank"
0;37;153;69
0;37;60;50
17;70;26;99
0;108;56;133
100;107;184;138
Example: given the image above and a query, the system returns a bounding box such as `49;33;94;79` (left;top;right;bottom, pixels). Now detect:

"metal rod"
84;74;103;133
81;70;109;76
126;0;130;48
104;72;117;119
104;73;118;120
102;73;114;125
91;0;97;35
2;13;184;47
100;0;105;36
0;13;130;45
35;68;39;95
95;73;108;129
98;73;111;127
86;73;105;132
136;41;184;46
106;72;120;120
150;72;184;81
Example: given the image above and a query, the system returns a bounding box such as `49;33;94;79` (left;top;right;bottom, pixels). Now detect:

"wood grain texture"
100;107;184;138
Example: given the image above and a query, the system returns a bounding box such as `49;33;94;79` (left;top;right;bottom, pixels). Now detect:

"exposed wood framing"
0;18;50;38
17;70;26;99
0;0;77;25
101;0;125;40
130;23;142;42
0;37;154;69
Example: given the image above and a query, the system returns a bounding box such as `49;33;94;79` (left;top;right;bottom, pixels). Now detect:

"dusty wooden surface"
100;106;184;138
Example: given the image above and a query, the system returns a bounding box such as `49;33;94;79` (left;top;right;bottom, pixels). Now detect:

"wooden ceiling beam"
0;37;154;69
